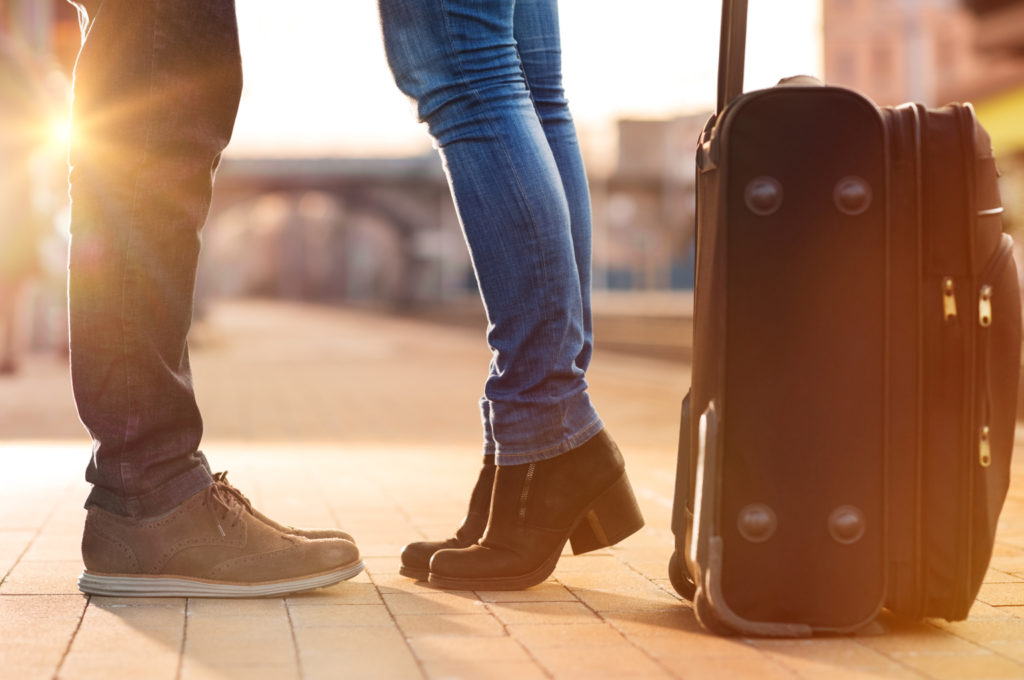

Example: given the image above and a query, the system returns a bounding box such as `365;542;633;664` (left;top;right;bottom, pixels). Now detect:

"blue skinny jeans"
379;0;603;465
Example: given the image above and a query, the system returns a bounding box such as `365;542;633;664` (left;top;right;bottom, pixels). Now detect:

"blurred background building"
823;0;1024;230
1;0;1023;324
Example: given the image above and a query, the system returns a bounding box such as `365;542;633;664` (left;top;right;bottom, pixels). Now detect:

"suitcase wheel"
693;587;735;636
668;549;696;601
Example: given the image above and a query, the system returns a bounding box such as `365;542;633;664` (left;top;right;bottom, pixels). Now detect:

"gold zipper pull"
979;285;993;327
979;426;992;468
942;277;958;320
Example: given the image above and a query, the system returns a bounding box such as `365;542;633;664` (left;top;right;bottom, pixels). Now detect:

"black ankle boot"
427;429;644;590
399;456;496;580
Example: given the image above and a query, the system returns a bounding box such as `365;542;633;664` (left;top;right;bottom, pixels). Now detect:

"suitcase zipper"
942;277;958;321
975;234;1014;469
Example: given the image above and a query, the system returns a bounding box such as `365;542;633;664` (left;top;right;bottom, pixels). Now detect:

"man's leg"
67;0;361;597
68;0;237;517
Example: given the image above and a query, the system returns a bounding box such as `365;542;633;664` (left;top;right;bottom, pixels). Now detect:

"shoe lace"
211;471;256;513
204;479;247;537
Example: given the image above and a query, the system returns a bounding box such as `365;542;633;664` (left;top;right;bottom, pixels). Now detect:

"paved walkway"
1;299;1022;680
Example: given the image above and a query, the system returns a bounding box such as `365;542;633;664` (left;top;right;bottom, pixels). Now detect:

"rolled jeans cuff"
84;454;214;518
488;393;604;466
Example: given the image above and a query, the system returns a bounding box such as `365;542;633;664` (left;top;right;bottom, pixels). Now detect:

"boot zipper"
518;463;536;522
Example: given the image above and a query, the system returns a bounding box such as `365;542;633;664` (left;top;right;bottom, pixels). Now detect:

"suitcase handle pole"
717;0;748;113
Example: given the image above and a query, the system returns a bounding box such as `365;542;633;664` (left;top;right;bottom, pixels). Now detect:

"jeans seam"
437;0;551;317
118;1;162;498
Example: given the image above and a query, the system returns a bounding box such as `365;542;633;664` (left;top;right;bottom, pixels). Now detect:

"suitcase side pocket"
960;234;1021;618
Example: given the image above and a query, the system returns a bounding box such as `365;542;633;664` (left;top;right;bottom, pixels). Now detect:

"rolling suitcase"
668;0;1021;636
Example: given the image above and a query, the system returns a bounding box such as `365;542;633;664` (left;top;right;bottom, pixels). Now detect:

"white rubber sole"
78;560;365;598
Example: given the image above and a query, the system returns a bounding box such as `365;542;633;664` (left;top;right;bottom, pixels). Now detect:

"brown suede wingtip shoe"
78;482;363;598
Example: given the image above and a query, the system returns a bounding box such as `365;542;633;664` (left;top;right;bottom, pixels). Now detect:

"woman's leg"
379;0;602;464
382;0;642;589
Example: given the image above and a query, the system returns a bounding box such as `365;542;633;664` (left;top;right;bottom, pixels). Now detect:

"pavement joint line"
177;598;190;680
52;592;90;680
283;597;305;680
0;478;75;591
923;618;1024;667
570;585;691;680
371;568;430;680
478;596;555;680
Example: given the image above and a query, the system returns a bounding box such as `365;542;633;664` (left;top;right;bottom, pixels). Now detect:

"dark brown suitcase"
668;0;1021;635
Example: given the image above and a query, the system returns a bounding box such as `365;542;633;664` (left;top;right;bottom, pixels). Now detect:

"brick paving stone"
2;643;80;680
184;615;296;667
362;557;403;576
477;582;577;603
0;559;82;594
629;634;767;663
977;583;1024;606
896;653;1024;680
179;659;301;680
967;600;1019;620
395;613;507;638
69;620;183;650
985;568;1024;584
82;599;186;629
989;555;1024;575
187;598;286;617
507;622;628;649
550;553;625;573
487;601;601;626
421;658;549;680
367;572;433;595
655;652;798;680
294;626;421;680
288;603;394;628
4;301;1024;679
858;628;987;657
985;640;1024;663
929;617;1024;646
0;593;86;636
600;608;705;638
287;581;383;606
382;590;487;615
0;530;35;574
408;635;532;662
569;584;683;613
0;594;86;680
20;533;88;561
61;642;182;680
557;566;661;592
527;642;673;680
793;669;926;680
747;639;914;675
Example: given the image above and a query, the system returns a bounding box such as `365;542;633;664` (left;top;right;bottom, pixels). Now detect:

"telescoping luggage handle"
717;0;748;113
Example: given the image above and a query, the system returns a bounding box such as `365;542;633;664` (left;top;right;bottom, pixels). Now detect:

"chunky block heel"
569;472;645;554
